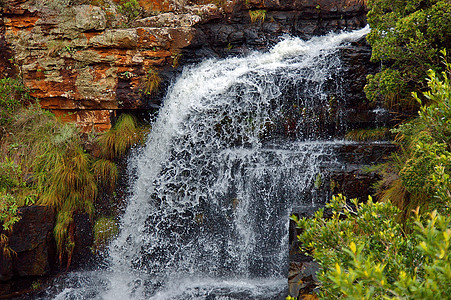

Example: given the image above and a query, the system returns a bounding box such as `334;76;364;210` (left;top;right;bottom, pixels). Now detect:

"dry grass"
345;127;391;142
92;158;118;191
144;67;161;95
98;114;146;160
249;10;266;23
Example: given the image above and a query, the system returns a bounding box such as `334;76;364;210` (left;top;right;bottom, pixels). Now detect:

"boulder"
0;206;55;283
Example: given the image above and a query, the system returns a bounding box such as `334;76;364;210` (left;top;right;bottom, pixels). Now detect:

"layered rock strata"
1;0;368;130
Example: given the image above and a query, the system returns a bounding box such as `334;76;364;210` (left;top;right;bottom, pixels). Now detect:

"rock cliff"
1;0;368;131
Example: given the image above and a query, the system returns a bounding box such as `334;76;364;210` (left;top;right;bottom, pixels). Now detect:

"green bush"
143;67;161;95
292;195;450;299
0;193;21;232
293;61;451;299
377;62;451;216
365;0;451;108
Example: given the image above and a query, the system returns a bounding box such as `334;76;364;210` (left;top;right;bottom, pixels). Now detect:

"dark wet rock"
0;206;55;285
70;213;94;270
336;142;398;166
288;261;319;298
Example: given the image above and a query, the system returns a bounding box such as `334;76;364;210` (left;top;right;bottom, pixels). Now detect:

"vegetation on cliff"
291;67;451;298
365;0;451;110
0;77;148;267
292;2;451;296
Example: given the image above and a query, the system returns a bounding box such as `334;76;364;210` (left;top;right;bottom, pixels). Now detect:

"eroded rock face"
0;0;221;130
1;0;369;131
0;206;55;285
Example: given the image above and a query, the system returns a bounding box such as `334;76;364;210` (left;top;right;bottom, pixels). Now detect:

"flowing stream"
50;26;369;300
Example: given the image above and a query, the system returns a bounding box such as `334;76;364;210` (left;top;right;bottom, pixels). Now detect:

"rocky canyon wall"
1;0;368;131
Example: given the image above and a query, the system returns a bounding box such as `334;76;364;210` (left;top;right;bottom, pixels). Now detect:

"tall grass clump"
0;75;150;268
143;67;161;95
92;158;118;192
249;9;266;23
0;100;99;266
375;58;451;218
97;113;147;160
345;127;391;142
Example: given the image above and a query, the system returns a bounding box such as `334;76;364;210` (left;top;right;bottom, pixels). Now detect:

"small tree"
365;0;451;109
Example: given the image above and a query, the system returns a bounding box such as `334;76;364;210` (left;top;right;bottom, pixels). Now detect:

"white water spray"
52;26;369;300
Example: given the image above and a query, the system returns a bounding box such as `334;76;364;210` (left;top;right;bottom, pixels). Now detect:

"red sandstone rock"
0;0;368;131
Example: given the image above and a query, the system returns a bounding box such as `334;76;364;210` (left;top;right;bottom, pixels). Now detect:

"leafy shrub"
0;193;21;232
377;61;451;216
365;0;451;108
0;193;21;258
292;195;450;299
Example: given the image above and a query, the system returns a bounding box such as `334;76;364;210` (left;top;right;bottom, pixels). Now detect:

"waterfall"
51;26;369;300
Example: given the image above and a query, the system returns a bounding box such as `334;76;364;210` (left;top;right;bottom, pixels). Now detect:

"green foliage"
345;127;391;142
328;211;450;299
117;0;142;23
365;0;451;108
35;142;97;215
296;63;451;299
54;211;75;267
0;193;21;231
249;9;266;23
93;216;118;252
0;77;141;267
0;193;21;258
292;195;450;299
0;158;24;192
314;173;322;189
0;77;31;126
92;158;118;191
98;114;147;160
27;122;98;266
365;69;409;108
377;64;451;216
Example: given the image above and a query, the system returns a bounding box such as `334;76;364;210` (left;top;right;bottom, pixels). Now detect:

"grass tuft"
98;114;146;160
345;127;391;142
144;67;161;95
249;9;266;23
92;159;118;191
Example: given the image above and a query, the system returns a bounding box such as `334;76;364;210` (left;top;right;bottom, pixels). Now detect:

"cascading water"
50;26;370;300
